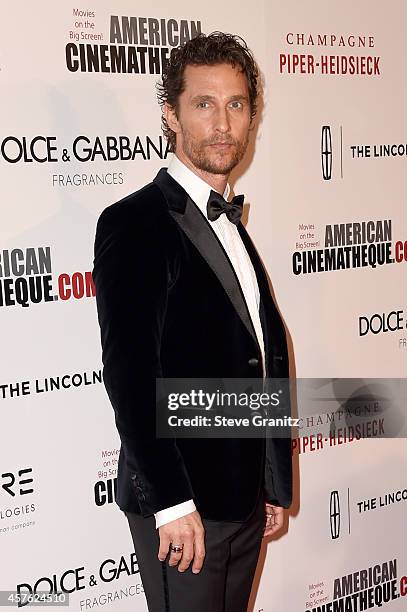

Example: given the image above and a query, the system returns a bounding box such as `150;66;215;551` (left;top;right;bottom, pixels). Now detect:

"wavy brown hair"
156;31;260;152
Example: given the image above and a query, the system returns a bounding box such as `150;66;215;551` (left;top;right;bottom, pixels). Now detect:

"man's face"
166;62;252;177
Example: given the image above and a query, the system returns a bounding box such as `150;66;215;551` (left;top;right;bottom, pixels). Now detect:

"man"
93;32;292;612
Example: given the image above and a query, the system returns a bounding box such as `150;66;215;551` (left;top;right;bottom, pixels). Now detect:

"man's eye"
198;101;210;108
230;101;243;109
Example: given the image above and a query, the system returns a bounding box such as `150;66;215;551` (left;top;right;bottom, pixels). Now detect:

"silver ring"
170;543;184;553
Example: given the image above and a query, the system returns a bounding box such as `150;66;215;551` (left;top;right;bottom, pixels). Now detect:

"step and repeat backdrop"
1;1;406;611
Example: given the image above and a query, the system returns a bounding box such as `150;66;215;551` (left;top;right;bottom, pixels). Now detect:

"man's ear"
164;102;180;134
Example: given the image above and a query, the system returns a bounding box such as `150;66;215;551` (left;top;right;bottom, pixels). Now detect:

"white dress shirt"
154;154;266;528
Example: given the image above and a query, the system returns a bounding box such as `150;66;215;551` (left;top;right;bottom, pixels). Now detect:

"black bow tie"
206;190;244;225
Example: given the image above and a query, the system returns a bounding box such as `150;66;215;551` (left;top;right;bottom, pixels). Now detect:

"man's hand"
158;511;206;573
263;503;284;537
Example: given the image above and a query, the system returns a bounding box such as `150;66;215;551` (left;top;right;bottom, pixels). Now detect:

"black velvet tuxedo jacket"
92;168;292;522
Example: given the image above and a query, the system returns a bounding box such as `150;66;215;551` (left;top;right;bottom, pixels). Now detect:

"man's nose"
214;107;231;133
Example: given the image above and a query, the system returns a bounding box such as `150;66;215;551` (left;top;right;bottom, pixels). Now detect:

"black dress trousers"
125;489;266;612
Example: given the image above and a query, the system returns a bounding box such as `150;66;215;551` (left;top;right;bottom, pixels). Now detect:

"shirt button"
248;357;259;367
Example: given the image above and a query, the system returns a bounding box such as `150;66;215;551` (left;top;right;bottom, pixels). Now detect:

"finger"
264;506;283;536
268;512;283;535
168;548;183;566
191;532;206;574
167;537;185;566
263;515;273;537
275;509;284;530
158;534;171;561
177;539;194;572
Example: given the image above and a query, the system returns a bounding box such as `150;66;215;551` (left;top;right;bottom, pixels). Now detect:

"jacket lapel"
237;222;288;376
153;168;259;350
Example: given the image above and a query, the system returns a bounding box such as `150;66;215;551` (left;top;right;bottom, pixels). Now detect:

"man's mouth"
209;142;233;148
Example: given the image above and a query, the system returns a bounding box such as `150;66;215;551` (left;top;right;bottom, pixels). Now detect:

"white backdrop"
1;1;406;611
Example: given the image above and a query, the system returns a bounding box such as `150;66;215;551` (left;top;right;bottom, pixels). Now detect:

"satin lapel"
237;222;290;378
236;222;270;299
236;222;274;375
169;197;259;349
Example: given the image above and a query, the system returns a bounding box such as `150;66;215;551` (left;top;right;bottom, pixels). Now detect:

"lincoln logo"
330;490;340;539
321;125;333;180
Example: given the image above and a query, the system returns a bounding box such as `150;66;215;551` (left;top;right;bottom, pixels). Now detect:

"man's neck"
174;152;228;195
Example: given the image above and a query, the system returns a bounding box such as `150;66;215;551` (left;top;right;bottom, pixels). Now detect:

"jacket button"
248;357;259;367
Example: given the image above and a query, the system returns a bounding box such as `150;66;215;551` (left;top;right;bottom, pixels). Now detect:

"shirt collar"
167;154;230;218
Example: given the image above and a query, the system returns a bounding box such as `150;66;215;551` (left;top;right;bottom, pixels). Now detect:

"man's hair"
156;31;260;152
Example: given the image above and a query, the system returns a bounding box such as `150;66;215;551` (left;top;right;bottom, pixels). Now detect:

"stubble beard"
180;129;250;176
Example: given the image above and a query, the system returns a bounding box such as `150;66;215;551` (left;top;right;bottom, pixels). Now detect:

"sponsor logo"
279;32;380;77
0;247;94;308
0;370;102;401
321;126;332;180
0;468;36;533
16;554;144;607
359;309;406;336
95;449;119;507
306;559;407;611
357;488;407;513
66;13;202;75
351;143;407;159
0;135;169;165
292;218;407;275
329;490;340;539
0;135;170;187
94;478;117;507
318;124;407;183
1;468;34;498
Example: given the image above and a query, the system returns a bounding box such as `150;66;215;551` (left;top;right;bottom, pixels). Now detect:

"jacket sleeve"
92;202;194;516
264;332;293;508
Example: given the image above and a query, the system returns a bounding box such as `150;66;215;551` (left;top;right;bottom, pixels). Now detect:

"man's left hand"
263;503;284;537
